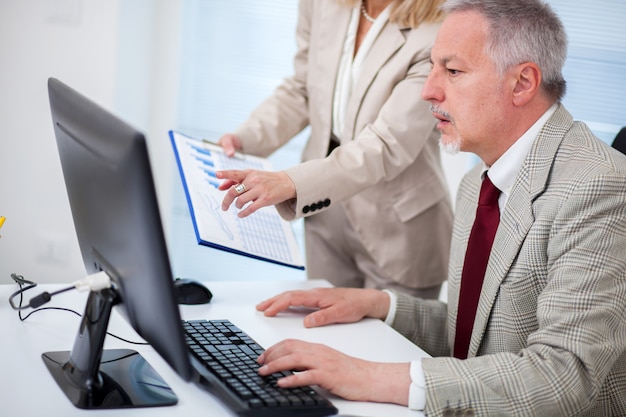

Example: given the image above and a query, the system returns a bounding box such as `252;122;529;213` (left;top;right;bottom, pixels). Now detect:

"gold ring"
234;183;247;195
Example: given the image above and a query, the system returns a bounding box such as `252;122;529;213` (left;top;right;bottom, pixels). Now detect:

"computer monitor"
45;77;194;409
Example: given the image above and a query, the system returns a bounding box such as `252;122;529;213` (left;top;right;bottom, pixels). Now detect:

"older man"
254;0;626;415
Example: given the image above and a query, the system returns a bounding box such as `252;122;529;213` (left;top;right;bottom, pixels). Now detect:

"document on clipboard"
169;130;305;270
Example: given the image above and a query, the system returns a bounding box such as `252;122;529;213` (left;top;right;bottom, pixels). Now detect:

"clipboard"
170;130;305;270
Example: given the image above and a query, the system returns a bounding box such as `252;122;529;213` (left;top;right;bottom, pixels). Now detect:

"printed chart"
170;131;304;269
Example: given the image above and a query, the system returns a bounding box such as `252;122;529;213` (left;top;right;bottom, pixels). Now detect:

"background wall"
22;1;620;286
0;0;182;284
0;0;469;285
0;0;121;283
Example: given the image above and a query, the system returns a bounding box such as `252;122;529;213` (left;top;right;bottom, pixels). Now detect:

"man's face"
422;10;512;164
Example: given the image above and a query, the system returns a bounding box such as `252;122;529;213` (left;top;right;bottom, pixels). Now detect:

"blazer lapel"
342;22;407;141
468;105;573;357
317;2;351;105
313;2;351;141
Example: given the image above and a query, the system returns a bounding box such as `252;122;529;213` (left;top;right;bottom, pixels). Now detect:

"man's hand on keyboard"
257;338;411;405
256;287;391;328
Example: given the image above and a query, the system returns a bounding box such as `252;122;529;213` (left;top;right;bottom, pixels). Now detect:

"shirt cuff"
382;289;397;325
408;359;426;410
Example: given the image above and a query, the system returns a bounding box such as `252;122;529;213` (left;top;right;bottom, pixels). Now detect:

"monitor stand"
41;288;178;409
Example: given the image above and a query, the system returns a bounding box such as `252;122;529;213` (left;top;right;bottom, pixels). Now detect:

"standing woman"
217;0;453;298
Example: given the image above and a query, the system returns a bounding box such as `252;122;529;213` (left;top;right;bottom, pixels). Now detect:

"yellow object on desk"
0;216;5;229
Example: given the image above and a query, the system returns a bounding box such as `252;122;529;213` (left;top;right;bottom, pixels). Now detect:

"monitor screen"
45;77;193;409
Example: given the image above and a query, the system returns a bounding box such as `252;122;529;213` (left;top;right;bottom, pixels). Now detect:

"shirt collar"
482;103;558;200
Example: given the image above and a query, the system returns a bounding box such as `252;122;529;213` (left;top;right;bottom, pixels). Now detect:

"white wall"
0;0;182;283
0;0;469;284
0;0;122;283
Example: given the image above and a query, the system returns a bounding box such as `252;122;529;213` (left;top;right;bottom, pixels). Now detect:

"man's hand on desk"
256;287;391;328
257;339;411;405
256;288;409;404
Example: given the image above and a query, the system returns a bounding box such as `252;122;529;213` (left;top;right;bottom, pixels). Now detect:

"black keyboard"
183;319;338;417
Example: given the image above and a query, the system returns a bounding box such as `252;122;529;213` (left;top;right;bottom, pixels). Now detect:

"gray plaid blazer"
391;104;626;416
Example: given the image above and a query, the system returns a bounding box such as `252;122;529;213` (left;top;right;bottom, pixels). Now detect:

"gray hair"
441;0;567;101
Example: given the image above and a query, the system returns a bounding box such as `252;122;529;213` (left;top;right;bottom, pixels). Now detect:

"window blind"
176;0;301;158
547;0;626;143
176;1;626;146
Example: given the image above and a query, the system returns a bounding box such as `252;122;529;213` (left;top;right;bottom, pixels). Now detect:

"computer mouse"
173;278;213;305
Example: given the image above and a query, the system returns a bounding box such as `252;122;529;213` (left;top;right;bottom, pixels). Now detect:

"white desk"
1;279;427;417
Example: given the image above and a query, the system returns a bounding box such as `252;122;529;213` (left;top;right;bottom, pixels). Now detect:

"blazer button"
303;205;310;214
323;198;330;207
464;407;475;417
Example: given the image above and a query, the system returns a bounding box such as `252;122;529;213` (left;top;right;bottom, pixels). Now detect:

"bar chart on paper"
170;131;305;270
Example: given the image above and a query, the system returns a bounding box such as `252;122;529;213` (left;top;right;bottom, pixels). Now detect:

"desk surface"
1;279;427;417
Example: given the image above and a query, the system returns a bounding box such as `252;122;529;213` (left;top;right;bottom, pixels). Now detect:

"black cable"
18;306;81;321
8;273;149;345
9;273;37;312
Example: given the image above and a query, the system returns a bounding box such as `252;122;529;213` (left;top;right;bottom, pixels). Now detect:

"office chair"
611;127;626;155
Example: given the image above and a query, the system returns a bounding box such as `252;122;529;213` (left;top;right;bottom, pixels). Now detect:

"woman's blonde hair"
339;0;445;28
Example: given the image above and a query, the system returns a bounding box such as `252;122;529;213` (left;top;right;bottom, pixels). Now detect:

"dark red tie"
454;173;501;359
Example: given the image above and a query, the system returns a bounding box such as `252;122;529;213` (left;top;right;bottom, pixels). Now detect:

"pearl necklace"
361;1;376;23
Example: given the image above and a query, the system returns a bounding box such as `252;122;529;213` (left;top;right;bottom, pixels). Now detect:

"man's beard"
430;105;461;155
439;135;461;155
